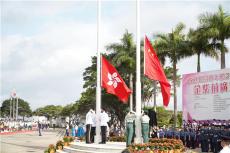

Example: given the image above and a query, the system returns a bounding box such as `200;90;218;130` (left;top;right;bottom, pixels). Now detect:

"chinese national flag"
144;36;171;107
101;56;132;103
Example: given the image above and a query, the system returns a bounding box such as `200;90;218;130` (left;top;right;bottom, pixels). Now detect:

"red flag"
144;36;171;106
101;56;132;103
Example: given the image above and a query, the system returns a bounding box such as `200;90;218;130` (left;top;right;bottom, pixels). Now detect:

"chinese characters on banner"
182;69;230;121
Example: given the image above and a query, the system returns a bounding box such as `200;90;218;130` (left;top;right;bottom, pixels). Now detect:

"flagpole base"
94;134;101;144
134;115;142;144
134;137;143;144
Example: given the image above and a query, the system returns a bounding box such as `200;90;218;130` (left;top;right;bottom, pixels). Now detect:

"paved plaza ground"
0;130;205;153
0;129;65;153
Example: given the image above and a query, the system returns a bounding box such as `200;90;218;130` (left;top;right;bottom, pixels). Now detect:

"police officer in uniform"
204;124;210;152
200;125;206;152
190;128;196;149
159;128;165;138
212;126;220;153
180;129;186;145
125;111;136;147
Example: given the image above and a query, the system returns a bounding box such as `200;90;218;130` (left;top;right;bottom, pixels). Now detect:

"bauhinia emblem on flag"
101;56;132;103
144;36;171;107
107;72;121;88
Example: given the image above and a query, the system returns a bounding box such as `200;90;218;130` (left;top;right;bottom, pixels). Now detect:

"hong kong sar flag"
101;56;132;103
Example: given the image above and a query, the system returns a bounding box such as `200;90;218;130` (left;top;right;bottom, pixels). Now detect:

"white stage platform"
57;142;126;153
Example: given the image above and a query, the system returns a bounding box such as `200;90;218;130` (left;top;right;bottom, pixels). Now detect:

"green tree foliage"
155;22;193;127
1;98;32;117
188;27;218;72
33;105;63;119
199;5;230;69
60;104;77;117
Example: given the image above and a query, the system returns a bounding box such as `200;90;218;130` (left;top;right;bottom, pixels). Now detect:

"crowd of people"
61;109;230;152
64;108;110;144
0;119;35;133
149;120;230;152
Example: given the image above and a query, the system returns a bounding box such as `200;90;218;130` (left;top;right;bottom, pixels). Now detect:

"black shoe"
99;142;105;144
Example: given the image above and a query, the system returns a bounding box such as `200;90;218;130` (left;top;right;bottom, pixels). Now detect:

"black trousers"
90;127;96;143
101;126;107;143
86;124;92;143
38;128;42;136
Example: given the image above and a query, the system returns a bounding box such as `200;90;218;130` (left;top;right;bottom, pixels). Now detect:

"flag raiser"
101;56;132;103
144;36;171;107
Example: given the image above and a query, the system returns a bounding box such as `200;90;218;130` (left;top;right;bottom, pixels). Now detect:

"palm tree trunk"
221;39;225;69
197;53;201;72
173;61;177;128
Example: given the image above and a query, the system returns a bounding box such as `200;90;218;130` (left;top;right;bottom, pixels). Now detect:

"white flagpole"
129;74;133;112
95;0;101;144
135;0;142;143
16;97;18;121
10;97;12;120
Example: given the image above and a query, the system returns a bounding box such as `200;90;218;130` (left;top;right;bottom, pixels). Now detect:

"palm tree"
188;28;218;72
199;5;230;69
155;23;192;128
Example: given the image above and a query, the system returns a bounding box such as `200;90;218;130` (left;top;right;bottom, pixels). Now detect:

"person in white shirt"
90;110;96;143
65;122;69;136
85;109;93;143
99;108;109;144
220;136;230;153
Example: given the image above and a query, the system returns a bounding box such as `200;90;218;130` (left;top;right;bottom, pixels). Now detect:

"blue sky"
1;0;230;110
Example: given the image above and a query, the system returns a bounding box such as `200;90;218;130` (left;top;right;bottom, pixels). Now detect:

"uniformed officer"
174;128;180;140
200;125;206;152
209;125;215;152
141;111;150;143
212;126;220;153
164;127;172;139
185;128;191;148
190;128;196;149
158;128;165;138
180;129;186;145
203;125;210;152
125;111;136;147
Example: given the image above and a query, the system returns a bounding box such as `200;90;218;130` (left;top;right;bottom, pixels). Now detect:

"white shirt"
141;114;150;124
100;112;109;126
220;146;230;153
92;112;96;127
86;111;93;125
